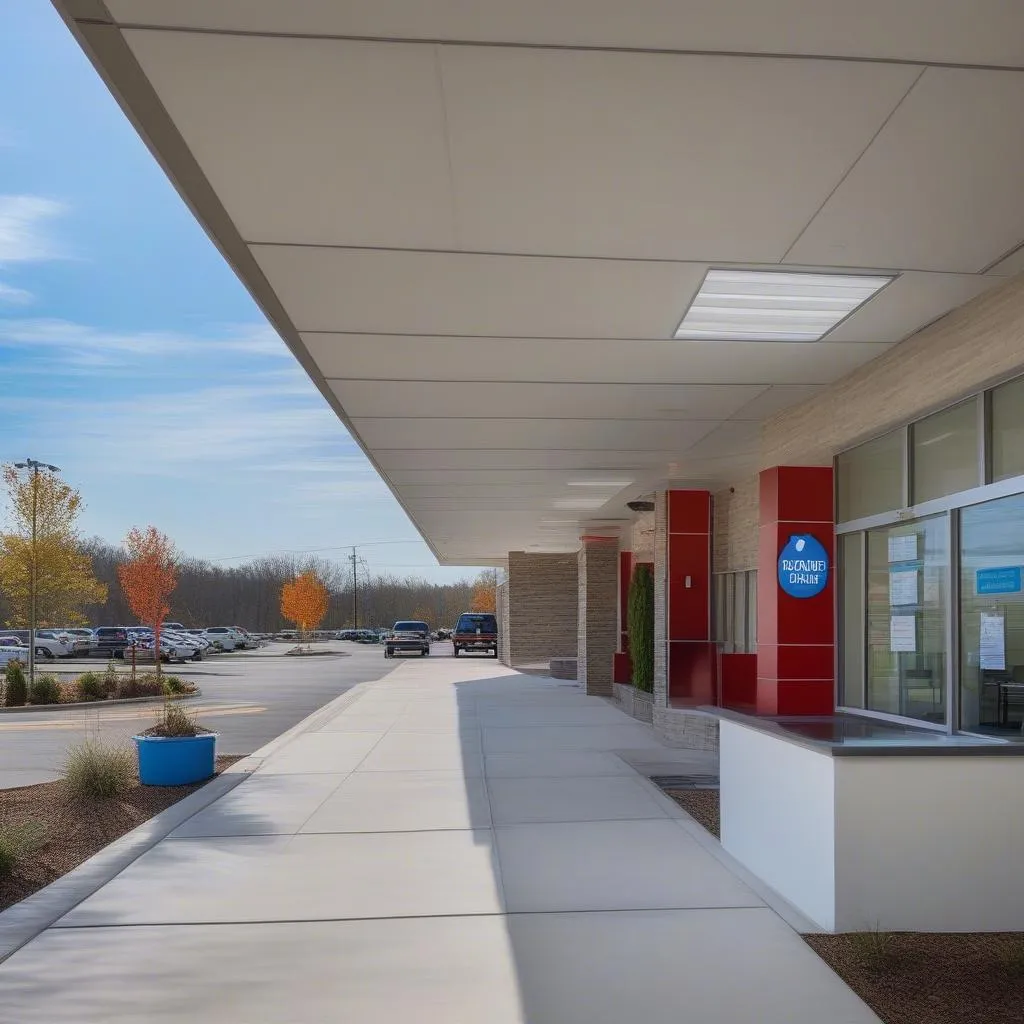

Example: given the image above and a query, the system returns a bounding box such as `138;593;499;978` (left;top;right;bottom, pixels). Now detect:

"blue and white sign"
976;566;1022;596
778;535;829;599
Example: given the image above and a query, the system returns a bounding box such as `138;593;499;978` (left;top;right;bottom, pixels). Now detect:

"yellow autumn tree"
469;570;497;613
281;571;329;642
0;463;107;631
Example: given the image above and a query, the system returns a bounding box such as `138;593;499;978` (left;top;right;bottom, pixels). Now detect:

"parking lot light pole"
13;459;61;689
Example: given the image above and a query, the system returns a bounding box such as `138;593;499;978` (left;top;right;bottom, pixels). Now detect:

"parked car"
164;630;208;660
7;630;66;660
56;627;94;656
384;621;431;659
90;626;131;659
202;626;246;651
0;636;29;669
134;636;194;663
452;612;498;658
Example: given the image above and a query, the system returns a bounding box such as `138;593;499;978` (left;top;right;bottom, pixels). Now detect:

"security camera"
626;500;655;512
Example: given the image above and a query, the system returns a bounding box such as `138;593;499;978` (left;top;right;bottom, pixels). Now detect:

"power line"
207;539;421;563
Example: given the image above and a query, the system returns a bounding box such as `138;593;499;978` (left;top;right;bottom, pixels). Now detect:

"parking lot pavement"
0;642;397;789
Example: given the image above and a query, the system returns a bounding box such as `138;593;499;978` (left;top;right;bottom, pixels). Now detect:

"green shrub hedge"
627;563;654;693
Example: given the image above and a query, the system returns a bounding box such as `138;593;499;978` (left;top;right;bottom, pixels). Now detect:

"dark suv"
452;613;498;658
91;627;130;659
384;621;430;658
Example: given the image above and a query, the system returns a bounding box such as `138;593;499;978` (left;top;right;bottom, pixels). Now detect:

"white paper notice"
890;615;917;652
888;534;918;563
889;570;918;607
980;613;1006;671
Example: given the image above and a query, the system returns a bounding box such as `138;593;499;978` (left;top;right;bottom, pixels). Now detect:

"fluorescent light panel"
553;497;608;510
675;270;893;342
566;479;633;488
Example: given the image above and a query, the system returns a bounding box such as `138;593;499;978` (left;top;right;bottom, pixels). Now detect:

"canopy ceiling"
53;0;1024;563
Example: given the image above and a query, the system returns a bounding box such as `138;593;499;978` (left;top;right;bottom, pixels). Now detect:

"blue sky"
0;1;477;582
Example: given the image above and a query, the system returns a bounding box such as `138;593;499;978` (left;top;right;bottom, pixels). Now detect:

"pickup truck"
384;621;431;658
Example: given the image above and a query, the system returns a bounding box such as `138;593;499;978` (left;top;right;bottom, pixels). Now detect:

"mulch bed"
805;933;1024;1024
662;787;720;839
0;755;243;913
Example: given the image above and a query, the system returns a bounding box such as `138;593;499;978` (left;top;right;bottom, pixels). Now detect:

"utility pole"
351;546;358;629
13;459;61;690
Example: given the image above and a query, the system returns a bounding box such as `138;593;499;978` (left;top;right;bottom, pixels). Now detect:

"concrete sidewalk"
0;658;879;1022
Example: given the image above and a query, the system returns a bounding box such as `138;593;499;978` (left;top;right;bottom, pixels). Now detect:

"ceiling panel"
823;271;997;342
254;246;706;337
987;243;1024;278
788;68;1024;273
374;450;683;471
351;417;719;451
440;48;917;260
304;333;894;384
329;380;769;420
107;2;1024;67
125;32;456;249
729;385;824;419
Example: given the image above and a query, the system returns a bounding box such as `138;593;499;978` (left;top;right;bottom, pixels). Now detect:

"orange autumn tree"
469;570;497;613
281;570;329;643
117;526;177;679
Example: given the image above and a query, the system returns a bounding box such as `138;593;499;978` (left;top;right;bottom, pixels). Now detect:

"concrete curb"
0;768;250;965
0;693;200;715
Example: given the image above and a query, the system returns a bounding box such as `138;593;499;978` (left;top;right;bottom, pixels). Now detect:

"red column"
667;490;714;704
756;466;835;716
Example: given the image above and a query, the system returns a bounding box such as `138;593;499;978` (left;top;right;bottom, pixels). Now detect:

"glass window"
733;572;747;655
836;429;904;522
713;575;727;646
911;399;979;504
991;376;1024;483
839;533;865;708
959;493;1024;733
866;516;948;724
746;570;758;653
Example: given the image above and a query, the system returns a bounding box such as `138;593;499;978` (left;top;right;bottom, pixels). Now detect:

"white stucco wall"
834;756;1024;932
719;720;837;931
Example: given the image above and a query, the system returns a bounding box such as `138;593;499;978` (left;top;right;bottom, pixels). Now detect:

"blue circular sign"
777;534;829;599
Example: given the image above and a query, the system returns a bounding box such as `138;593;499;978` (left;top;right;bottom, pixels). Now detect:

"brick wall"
630;509;656;560
712;476;760;573
577;540;619;696
496;579;511;666
762;273;1024;467
504;551;578;666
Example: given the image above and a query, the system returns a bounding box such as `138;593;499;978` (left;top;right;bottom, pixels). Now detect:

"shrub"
76;671;107;702
145;702;204;738
62;740;136;799
116;673;163;699
28;673;61;706
103;660;120;697
4;660;27;707
162;675;196;696
849;926;898;970
0;821;47;880
627;563;655;693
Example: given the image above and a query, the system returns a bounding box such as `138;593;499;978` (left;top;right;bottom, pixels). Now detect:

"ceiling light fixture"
566;479;633;489
674;269;894;342
552;497;608;511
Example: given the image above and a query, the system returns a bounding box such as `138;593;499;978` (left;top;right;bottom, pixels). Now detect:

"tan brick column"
577;537;619;696
501;552;578;668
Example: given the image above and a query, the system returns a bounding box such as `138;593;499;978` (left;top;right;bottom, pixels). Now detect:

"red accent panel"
756;466;835;716
668;490;711;535
613;651;633;685
669;641;716;704
720;653;757;710
775;680;835;716
668;533;710;641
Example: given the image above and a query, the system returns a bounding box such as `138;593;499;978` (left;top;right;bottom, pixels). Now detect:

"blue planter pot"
134;733;217;786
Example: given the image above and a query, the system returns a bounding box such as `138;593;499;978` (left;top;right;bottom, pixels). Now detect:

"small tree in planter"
119;527;213;785
628;563;654;694
281;570;329;650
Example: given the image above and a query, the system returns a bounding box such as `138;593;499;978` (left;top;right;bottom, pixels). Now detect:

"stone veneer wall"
712;476;759;573
496;579;511;667
762;273;1024;468
630;509;656;561
504;551;578;667
577;540;619;697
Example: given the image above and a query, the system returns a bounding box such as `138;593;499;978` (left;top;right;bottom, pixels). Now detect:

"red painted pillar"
756;466;835;716
667;490;714;704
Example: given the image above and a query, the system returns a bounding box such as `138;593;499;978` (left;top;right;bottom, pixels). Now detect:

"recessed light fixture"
566;479;633;489
553;497;608;510
540;518;579;525
674;269;894;342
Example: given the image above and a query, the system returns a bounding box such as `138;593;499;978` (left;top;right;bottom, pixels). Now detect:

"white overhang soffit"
50;1;1024;563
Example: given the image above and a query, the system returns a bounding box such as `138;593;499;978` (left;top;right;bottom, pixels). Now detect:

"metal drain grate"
650;774;719;790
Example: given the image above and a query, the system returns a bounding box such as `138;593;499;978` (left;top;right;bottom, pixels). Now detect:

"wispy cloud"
0;318;290;367
0;194;67;305
0;282;32;305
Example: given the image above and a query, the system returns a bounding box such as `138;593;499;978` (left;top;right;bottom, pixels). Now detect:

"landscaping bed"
805;932;1024;1024
0;754;242;913
662;786;720;839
